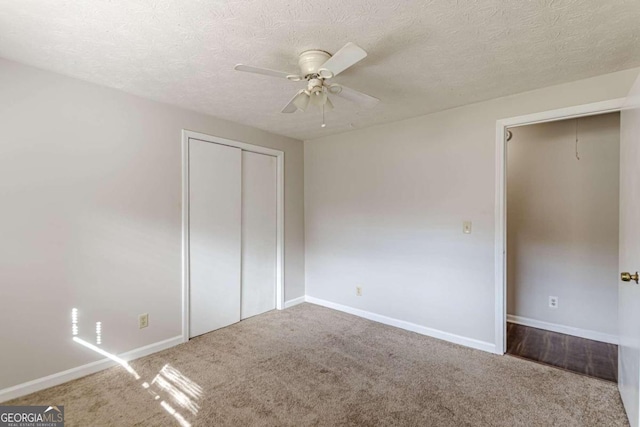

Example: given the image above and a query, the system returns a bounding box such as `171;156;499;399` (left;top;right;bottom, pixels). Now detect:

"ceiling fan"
235;42;379;127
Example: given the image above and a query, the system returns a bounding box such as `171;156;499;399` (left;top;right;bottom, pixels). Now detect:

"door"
241;151;277;319
619;73;640;426
189;139;242;337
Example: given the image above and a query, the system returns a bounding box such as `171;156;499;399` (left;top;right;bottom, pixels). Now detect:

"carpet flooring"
5;303;628;426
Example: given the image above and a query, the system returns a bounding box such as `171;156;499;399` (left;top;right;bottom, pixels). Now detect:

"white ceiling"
1;0;638;141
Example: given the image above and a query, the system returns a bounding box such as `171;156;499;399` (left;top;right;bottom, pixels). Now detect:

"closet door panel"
189;139;241;337
241;151;277;319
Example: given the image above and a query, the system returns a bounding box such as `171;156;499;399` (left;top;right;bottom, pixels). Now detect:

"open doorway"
504;112;620;382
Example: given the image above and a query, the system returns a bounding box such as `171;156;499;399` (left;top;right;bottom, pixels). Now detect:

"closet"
188;138;277;338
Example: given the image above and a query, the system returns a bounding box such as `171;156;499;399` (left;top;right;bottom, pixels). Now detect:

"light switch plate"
463;221;472;234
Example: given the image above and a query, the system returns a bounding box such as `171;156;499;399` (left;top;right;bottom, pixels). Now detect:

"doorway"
495;99;626;356
181;130;285;341
494;74;640;426
503;112;620;381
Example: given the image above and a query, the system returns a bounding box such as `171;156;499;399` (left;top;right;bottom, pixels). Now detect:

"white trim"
181;134;190;343
494;97;627;355
498;98;627;128
0;335;182;403
284;296;306;308
306;296;496;354
507;315;618;345
181;130;285;342
494;120;507;355
276;153;285;312
184;130;286;157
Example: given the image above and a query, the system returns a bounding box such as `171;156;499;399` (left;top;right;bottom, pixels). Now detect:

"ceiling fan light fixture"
309;90;327;108
293;92;310;111
324;96;334;111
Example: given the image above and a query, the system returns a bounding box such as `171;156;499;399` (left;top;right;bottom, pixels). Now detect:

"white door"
619;73;640;426
241;151;277;319
189;139;242;337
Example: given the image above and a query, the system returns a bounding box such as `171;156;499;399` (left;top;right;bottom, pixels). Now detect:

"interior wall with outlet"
506;113;620;336
304;67;638;346
0;58;305;391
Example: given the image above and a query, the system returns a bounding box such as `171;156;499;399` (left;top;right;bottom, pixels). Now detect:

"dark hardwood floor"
506;323;618;382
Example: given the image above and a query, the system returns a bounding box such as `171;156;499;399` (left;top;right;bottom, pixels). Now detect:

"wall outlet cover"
139;313;149;329
549;296;559;309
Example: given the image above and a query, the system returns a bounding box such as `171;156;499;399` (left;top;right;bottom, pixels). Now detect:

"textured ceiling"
0;0;639;141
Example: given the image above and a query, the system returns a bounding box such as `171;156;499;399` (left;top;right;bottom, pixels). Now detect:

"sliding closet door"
189;139;241;337
241;151;277;319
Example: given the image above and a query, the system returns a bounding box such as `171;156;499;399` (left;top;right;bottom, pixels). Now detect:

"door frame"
181;130;285;342
494;98;626;354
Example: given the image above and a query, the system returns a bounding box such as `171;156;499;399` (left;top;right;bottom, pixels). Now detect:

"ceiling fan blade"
334;85;379;108
281;90;307;113
320;42;367;77
235;64;301;80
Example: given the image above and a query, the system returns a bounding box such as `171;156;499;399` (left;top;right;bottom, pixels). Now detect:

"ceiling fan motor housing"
298;50;331;77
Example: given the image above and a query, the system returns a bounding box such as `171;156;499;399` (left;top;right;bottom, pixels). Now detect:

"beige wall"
0;58;304;391
507;113;619;337
304;67;638;347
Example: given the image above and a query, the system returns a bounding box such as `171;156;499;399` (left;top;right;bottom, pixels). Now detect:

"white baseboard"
507;315;618;345
0;335;183;403
284;296;306;308
305;296;496;354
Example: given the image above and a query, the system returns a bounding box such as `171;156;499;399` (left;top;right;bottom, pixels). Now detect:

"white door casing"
494;97;627;355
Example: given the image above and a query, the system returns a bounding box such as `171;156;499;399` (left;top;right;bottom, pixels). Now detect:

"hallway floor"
507;322;618;382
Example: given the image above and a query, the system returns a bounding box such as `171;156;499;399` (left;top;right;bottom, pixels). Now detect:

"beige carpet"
6;303;628;426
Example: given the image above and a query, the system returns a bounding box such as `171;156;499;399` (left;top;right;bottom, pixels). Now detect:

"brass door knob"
621;272;639;284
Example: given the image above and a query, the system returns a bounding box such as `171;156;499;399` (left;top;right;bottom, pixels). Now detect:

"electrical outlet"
139;313;149;329
549;296;558;309
356;286;363;296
